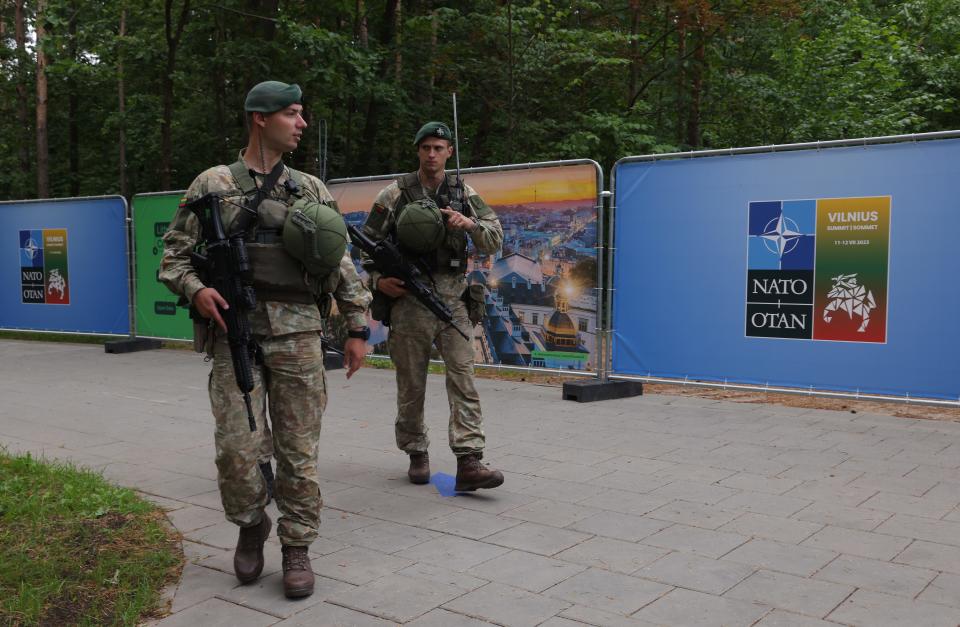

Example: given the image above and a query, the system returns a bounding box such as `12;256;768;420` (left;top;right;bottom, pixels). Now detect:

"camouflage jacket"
160;155;371;336
361;175;503;296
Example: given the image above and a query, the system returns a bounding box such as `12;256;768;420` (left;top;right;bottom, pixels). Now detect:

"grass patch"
0;450;183;626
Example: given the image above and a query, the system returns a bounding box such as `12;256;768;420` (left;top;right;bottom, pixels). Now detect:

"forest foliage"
1;0;958;200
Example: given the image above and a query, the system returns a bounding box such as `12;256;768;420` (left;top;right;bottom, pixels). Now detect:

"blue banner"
611;138;960;401
0;197;130;334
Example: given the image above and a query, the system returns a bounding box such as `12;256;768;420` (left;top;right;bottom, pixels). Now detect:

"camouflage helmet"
282;199;347;277
396;199;445;253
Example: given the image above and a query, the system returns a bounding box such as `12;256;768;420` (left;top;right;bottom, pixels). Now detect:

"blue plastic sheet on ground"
430;472;458;497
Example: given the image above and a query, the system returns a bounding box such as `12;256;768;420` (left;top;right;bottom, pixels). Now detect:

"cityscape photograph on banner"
19;229;70;305
746;196;890;343
330;163;600;371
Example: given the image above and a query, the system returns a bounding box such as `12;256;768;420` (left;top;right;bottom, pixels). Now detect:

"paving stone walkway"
4;339;960;626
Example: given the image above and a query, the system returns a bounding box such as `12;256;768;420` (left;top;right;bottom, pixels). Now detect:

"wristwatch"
347;326;370;341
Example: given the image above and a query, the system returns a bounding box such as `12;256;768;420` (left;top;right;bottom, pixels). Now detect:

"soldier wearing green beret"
361;121;506;491
160;80;372;598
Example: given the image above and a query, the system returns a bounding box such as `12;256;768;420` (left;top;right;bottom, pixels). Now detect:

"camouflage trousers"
209;330;326;546
387;289;485;456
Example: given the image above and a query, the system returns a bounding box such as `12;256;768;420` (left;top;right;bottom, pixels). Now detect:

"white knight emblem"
822;273;875;332
47;268;66;299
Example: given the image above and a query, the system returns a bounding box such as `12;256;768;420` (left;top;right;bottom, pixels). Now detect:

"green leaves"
1;0;959;200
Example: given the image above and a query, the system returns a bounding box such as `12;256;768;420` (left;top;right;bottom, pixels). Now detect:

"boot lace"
283;547;311;571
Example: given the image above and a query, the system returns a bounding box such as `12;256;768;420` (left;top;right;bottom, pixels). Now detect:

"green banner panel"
132;192;192;340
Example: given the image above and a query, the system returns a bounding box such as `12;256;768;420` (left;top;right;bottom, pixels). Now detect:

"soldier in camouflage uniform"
361;121;505;491
160;81;371;599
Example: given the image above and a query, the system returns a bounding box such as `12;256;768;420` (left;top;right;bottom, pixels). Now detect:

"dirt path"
470;368;960;423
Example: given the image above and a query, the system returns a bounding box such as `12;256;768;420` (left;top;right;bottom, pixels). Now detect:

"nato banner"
1;196;130;334
611;137;960;401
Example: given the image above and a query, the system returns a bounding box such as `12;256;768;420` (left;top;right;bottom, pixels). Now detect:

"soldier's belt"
255;289;315;304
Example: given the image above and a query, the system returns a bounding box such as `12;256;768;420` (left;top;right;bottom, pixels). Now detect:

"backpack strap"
228;160;259;197
227;159;286;235
228;160;284;205
395;172;425;207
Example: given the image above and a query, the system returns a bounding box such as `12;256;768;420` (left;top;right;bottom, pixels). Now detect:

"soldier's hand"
440;207;477;232
377;276;408;298
194;287;228;332
343;337;367;379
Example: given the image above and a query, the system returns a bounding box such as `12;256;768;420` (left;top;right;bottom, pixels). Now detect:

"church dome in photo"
544;311;578;347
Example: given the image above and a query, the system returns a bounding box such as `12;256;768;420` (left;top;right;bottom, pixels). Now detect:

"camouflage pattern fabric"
362;178;503;300
362;175;503;457
209;331;325;545
388;273;485;455
259;422;274;465
159;151;370;331
160;152;371;546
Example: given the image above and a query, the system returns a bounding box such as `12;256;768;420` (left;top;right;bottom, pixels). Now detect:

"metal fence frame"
0;194;132;337
329;158;605;378
606;129;960;406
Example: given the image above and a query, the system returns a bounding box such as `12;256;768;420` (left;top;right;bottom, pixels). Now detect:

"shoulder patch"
469;194;495;219
365;204;388;233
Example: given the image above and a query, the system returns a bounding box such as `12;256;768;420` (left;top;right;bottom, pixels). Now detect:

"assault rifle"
184;193;259;432
347;224;469;341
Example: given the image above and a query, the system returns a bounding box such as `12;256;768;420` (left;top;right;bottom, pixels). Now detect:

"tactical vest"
393;172;477;273
227;160;317;304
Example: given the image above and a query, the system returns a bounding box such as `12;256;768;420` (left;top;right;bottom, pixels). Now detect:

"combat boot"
234;513;271;584
455;453;504;491
282;545;315;598
408;452;430;484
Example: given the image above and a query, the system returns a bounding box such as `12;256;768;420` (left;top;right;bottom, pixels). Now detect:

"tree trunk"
627;0;640;108
360;0;398;174
685;17;705;149
160;0;190;190
507;0;514;161
35;0;49;198
14;0;30;180
345;0;367;171
426;9;437;107
356;0;368;46
118;6;127;198
655;5;668;132
68;2;79;196
250;0;279;40
675;12;686;147
214;6;227;158
389;0;402;169
470;96;493;165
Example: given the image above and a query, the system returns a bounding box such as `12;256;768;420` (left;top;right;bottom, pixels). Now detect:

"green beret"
413;121;453;146
244;81;302;113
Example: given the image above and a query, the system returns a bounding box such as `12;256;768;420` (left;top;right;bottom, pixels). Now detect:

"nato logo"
748;200;815;270
19;229;43;268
